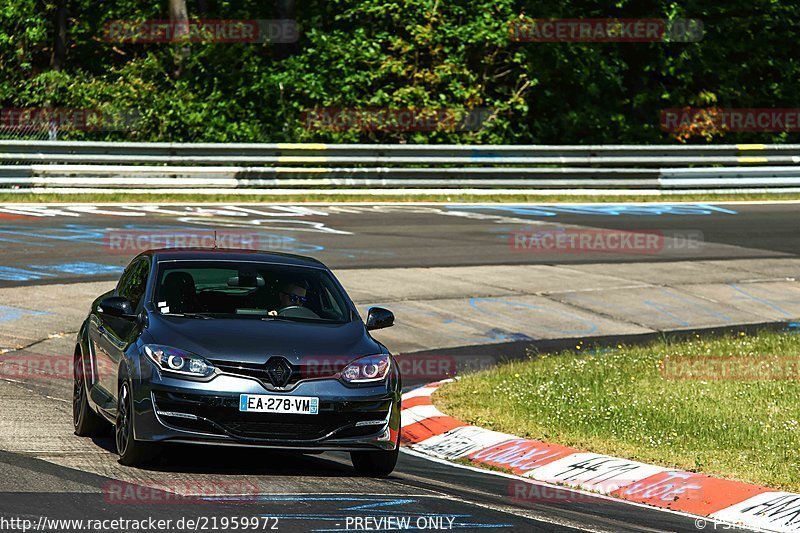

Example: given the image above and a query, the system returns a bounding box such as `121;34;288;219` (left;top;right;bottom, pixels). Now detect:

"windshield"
154;261;351;323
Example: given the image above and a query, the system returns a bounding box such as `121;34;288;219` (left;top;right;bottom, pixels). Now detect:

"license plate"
239;394;319;415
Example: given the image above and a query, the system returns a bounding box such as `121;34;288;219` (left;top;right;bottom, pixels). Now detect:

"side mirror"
98;296;137;320
366;307;394;331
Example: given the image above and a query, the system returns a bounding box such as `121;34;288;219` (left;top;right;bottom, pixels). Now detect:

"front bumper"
130;367;401;451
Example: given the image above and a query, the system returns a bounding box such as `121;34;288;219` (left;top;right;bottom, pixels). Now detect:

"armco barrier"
0;141;799;194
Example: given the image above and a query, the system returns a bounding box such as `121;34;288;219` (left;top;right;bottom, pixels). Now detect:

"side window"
320;277;345;319
116;265;135;296
118;259;150;311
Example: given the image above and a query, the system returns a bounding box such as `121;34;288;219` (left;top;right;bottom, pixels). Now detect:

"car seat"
161;271;200;313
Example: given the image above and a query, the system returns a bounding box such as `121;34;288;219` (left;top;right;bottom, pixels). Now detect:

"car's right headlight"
143;344;216;378
340;353;391;384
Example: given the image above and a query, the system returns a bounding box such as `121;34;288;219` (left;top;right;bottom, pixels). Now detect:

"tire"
116;380;159;467
73;348;108;437
351;446;399;477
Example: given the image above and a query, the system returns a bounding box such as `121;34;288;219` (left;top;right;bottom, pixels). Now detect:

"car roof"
144;248;327;269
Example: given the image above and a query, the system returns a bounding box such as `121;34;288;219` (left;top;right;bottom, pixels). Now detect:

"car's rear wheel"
351;439;399;477
116;381;159;466
73;348;108;437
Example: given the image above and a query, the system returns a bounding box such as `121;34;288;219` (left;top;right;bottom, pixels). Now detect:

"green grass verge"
434;330;800;492
1;192;800;203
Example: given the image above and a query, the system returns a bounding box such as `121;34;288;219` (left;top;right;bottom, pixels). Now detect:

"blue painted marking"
564;288;733;328
342;499;418;511
199;496;512;530
469;150;501;160
206;496;401;502
31;262;125;276
654;287;732;323
0;263;123;282
323;249;395;260
315;525;511;531
0;305;50;323
469;297;598;336
369;303;523;344
0;235;51;246
447;203;738;217
642;300;691;327
0;221;382;265
0;223;327;255
0;225;108;245
0;267;58;281
728;283;792;318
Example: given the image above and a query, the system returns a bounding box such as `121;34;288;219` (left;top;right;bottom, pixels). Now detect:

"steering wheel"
277;306;321;319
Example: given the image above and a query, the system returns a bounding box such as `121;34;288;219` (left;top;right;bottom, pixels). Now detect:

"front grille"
223;419;339;440
153;391;389;441
210;360;295;385
209;358;346;390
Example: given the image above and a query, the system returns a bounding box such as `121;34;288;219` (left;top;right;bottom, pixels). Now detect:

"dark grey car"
72;248;400;476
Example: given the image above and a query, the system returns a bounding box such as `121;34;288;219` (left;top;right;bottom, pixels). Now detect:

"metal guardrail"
1;140;799;194
1;140;800;164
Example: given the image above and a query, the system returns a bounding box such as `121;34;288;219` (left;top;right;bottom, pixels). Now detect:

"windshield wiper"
261;315;296;322
162;312;214;319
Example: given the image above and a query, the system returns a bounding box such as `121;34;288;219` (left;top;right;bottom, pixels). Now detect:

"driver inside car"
268;279;308;316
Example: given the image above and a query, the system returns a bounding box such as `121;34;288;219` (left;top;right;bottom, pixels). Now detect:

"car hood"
146;314;383;365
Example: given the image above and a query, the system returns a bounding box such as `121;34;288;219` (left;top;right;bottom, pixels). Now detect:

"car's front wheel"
116;381;159;466
73;349;108;437
351;444;399;477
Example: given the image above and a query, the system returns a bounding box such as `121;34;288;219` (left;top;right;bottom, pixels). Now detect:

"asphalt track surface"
2;202;794;532
0;202;797;287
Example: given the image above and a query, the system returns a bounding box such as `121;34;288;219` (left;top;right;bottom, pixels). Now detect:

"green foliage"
1;0;799;143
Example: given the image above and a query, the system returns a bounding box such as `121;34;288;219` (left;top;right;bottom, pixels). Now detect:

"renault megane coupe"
72;248;400;475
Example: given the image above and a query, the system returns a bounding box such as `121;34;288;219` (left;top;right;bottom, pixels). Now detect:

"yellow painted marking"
277;156;329;163
276;143;328;150
738;156;769;163
736;144;765;150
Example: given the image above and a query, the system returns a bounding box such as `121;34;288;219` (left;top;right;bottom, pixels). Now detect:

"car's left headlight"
143;344;216;378
341;353;391;384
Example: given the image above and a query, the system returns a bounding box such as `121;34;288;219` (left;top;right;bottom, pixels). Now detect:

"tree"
168;0;189;78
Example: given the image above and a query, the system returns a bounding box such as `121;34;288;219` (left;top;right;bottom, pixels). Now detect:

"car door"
95;257;150;399
89;269;134;403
